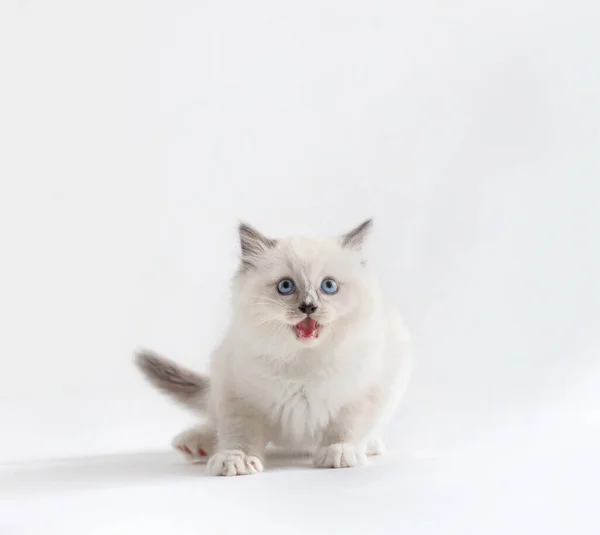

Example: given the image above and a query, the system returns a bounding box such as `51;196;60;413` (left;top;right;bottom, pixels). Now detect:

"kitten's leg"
172;423;217;462
207;400;267;477
314;394;381;469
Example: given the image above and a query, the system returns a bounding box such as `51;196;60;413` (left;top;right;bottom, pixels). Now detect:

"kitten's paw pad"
207;450;264;476
366;437;386;456
171;428;214;462
313;443;367;469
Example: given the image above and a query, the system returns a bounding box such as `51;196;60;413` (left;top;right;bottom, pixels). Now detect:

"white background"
0;1;599;533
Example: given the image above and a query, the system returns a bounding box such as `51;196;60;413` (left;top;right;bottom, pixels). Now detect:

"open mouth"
295;317;320;340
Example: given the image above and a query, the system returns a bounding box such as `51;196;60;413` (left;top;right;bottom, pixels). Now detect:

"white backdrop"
0;0;599;519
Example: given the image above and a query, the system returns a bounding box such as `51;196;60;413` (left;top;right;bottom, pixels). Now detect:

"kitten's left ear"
340;218;373;250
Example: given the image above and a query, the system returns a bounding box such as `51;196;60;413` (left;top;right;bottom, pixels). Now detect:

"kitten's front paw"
172;427;215;462
207;450;264;477
313;443;367;469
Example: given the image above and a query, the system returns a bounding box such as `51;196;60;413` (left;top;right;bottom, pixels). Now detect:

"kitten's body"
137;221;411;476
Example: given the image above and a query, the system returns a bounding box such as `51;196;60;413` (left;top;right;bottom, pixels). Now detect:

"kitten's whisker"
255;297;289;307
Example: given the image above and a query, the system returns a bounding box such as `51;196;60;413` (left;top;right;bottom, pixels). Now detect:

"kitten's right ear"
238;222;277;269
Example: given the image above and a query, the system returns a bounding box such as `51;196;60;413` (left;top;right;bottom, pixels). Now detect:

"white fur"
140;221;412;476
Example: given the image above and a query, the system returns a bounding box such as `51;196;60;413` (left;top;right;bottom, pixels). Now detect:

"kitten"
136;219;411;476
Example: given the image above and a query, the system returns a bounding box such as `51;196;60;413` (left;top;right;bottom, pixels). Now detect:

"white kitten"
136;219;411;476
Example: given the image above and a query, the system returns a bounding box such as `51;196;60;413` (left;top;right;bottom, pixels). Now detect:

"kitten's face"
232;221;374;348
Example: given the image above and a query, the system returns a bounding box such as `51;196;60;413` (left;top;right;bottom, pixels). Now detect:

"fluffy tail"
134;349;210;413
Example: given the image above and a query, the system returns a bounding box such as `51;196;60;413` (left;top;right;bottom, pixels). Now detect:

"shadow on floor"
0;448;313;496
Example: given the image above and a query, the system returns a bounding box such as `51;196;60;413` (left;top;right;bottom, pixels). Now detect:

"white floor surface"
2;409;598;535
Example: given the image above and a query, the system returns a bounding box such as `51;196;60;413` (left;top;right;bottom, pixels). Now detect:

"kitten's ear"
238;222;277;269
340;218;373;250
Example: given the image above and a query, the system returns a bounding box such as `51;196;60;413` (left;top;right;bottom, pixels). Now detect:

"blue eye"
321;278;338;294
277;278;296;295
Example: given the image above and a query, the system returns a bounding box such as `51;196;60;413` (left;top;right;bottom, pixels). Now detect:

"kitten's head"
231;220;376;349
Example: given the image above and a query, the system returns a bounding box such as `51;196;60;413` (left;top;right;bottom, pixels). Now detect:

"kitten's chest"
250;376;344;445
239;341;379;445
271;380;339;444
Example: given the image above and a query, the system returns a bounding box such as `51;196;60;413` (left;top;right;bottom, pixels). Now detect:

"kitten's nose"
299;302;318;315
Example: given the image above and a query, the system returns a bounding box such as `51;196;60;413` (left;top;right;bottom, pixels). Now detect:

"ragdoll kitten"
136;219;411;476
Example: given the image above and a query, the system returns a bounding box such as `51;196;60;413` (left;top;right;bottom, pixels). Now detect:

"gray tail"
134;349;210;413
